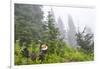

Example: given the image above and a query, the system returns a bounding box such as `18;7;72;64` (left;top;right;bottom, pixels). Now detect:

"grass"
14;40;94;65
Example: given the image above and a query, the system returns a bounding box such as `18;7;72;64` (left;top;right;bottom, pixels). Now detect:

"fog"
42;5;96;33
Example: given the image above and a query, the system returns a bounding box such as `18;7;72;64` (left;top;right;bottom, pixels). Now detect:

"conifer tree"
76;27;94;53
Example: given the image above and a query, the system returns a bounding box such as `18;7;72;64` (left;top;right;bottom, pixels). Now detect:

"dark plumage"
30;52;37;61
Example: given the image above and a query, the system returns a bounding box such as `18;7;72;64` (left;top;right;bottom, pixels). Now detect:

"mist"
42;5;96;33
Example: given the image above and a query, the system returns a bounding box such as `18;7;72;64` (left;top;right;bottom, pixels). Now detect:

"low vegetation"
15;39;94;65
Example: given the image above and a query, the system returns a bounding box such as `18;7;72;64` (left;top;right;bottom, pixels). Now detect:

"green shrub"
14;40;94;65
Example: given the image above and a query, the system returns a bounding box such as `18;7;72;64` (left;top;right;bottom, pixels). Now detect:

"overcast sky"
42;5;96;33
